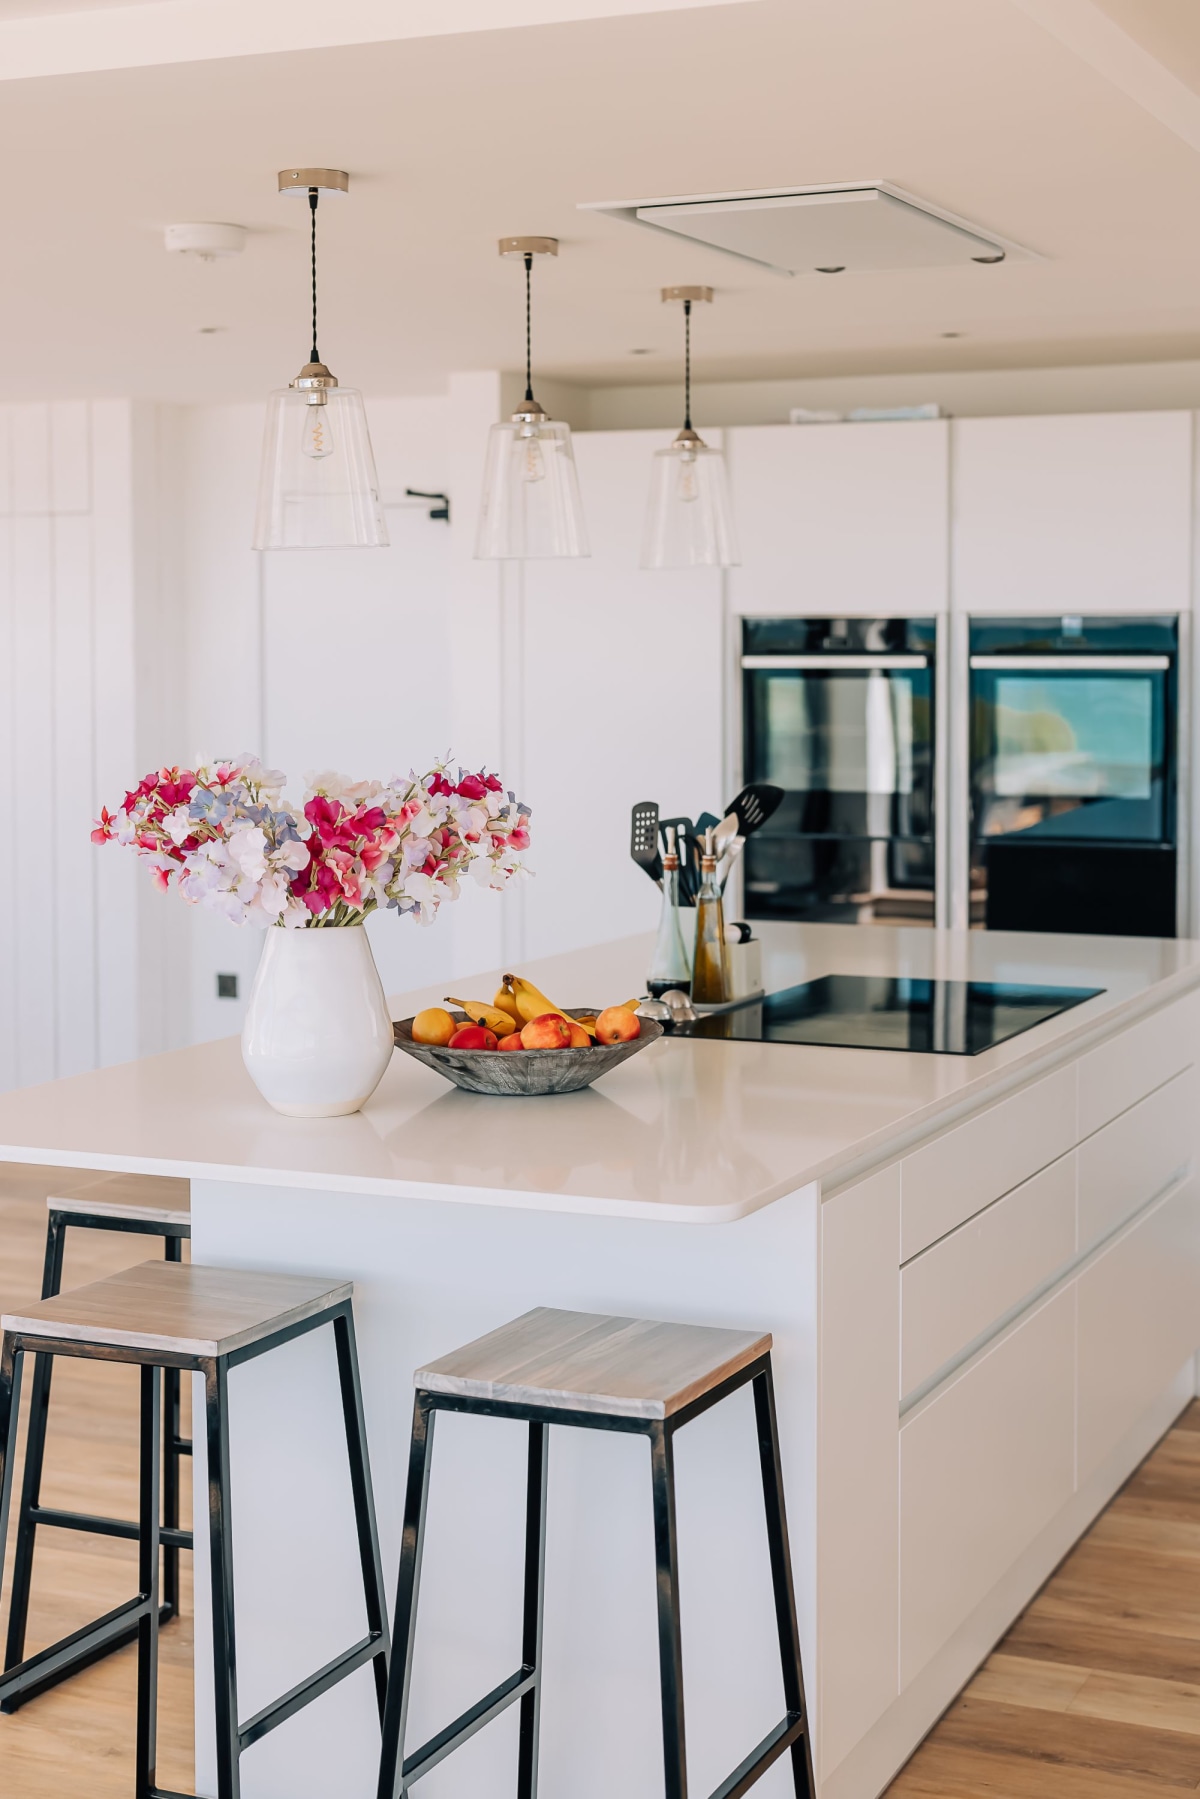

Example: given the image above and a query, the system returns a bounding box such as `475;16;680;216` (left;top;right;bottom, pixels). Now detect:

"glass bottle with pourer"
254;168;387;550
648;825;693;999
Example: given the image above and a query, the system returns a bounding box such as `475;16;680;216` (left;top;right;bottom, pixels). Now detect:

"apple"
447;1024;498;1051
411;1006;456;1047
498;1031;527;1051
595;1006;640;1045
520;1013;573;1049
566;1022;591;1049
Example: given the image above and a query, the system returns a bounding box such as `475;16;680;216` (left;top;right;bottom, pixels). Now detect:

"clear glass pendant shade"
253;385;388;550
475;415;589;559
641;435;740;569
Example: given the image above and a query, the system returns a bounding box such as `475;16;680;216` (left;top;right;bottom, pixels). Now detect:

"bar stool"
3;1172;192;1705
377;1306;814;1799
0;1260;390;1795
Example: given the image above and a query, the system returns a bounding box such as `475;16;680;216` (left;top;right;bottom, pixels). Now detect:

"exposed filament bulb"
301;399;334;459
678;443;699;502
518;421;545;483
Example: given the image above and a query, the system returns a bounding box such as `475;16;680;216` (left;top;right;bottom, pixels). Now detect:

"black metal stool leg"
753;1366;815;1799
333;1308;391;1720
205;1357;241;1799
0;1337;25;1591
162;1234;185;1625
377;1394;437;1799
3;1216;66;1675
650;1420;689;1799
516;1421;549;1799
136;1366;162;1799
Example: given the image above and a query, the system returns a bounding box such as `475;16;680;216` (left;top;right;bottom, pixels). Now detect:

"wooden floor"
3;1172;1200;1798
0;1169;193;1798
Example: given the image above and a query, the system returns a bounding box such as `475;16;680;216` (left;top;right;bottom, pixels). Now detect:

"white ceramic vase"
241;924;394;1118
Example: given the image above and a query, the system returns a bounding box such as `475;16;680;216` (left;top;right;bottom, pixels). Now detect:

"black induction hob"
678;974;1104;1056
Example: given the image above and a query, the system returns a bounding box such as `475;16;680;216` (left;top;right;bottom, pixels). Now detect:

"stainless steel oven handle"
741;654;929;670
969;655;1170;671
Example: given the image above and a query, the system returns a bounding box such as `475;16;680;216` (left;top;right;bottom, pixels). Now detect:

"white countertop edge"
0;1146;768;1226
1;946;1197;1226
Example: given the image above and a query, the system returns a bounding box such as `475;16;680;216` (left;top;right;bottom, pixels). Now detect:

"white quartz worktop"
0;923;1196;1223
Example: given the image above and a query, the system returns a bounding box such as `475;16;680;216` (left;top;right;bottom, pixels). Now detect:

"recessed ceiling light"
815;265;845;274
630;347;653;355
166;223;246;261
941;330;964;338
198;325;226;334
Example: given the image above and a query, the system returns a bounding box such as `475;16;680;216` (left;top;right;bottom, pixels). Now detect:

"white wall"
0;399;186;1090
175;394;729;1033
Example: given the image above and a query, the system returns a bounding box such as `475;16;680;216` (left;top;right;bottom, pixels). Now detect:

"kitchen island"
0;922;1198;1799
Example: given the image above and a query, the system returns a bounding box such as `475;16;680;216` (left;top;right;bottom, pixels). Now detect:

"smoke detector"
580;183;1035;276
164;223;247;261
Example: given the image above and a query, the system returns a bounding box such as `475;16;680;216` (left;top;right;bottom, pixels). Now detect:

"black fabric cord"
683;298;693;430
524;252;534;403
309;189;320;365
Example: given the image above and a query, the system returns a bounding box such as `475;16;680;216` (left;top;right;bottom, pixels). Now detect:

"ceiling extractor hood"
579;183;1036;276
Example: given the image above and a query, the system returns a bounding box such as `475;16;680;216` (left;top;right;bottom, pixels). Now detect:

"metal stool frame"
2;1204;193;1708
0;1293;390;1799
376;1350;814;1799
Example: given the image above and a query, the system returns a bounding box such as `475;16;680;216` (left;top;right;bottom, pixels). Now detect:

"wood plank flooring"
0;1167;193;1798
3;1165;1200;1796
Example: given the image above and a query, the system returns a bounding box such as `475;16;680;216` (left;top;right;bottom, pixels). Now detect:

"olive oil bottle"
691;827;730;1005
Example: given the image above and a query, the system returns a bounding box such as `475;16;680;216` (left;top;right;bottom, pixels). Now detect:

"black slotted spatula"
631;800;663;887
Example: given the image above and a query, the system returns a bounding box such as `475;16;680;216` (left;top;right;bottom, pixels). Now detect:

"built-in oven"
740;616;937;925
968;616;1179;937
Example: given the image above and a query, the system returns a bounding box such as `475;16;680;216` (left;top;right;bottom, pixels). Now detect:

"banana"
493;977;522;1026
444;997;518;1038
503;974;594;1033
505;974;567;1025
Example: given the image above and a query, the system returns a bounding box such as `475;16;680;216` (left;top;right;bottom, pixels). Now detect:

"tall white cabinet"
518;429;726;961
725;420;950;618
951;411;1193;615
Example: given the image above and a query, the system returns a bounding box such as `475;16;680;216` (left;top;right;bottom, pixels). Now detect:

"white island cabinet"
0;922;1198;1799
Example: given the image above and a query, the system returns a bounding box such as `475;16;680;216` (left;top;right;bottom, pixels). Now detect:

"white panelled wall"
3;394;1200;1085
0;400;187;1090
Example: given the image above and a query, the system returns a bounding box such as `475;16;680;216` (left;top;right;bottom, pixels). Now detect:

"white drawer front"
901;1152;1076;1401
1078;1067;1196;1255
1078;1176;1200;1485
901;1065;1076;1261
900;1287;1075;1687
1077;990;1200;1138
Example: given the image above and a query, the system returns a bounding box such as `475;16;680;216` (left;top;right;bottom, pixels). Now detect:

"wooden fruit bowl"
392;1008;662;1096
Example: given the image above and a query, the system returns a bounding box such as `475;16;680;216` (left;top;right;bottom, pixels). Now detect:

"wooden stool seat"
3;1261;352;1358
46;1172;190;1227
0;1263;389;1782
418;1306;772;1420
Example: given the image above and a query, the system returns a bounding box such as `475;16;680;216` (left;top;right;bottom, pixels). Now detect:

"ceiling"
4;0;1200;401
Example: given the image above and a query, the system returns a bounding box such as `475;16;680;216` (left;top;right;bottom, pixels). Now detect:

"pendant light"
253;169;387;550
641;286;739;570
475;237;589;560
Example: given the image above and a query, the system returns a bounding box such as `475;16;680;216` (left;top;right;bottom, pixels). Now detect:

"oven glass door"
743;660;935;921
970;663;1171;846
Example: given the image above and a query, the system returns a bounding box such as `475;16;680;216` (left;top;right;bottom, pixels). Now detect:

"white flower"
164;806;193;847
403;870;439;904
226;825;268;882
